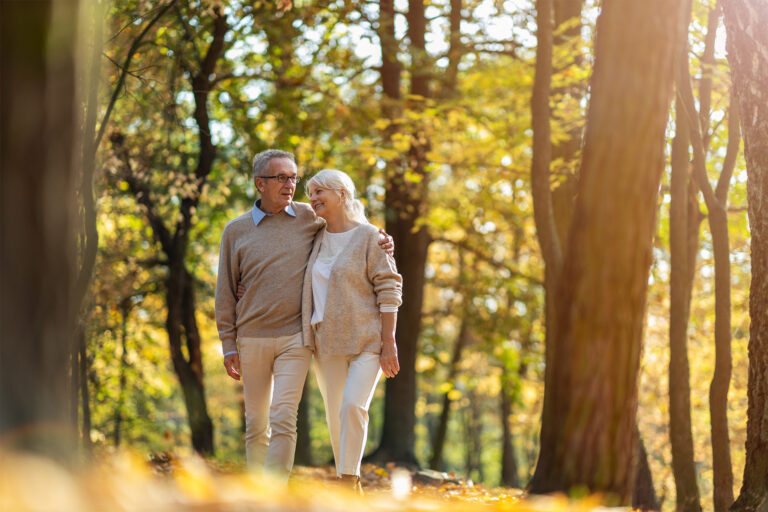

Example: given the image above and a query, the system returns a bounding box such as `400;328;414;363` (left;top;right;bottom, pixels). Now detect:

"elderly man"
215;149;391;479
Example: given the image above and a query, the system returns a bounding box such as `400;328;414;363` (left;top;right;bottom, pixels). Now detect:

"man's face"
255;157;298;212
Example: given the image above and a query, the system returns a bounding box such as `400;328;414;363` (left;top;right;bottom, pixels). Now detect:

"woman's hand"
380;339;399;378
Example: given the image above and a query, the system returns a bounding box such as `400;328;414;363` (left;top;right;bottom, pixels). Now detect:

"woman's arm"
380;311;399;378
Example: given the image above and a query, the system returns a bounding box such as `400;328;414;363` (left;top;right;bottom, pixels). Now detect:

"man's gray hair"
252;149;296;185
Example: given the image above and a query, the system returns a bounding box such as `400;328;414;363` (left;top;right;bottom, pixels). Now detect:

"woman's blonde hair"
306;169;367;224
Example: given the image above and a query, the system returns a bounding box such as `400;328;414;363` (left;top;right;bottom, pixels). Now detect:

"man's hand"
236;283;246;301
378;228;394;257
224;353;241;381
380;340;399;378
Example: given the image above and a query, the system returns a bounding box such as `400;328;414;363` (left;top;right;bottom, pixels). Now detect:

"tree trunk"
429;320;470;470
677;29;740;510
723;1;768;510
529;0;563;485
528;0;684;501
0;0;80;459
78;327;92;450
113;302;130;447
500;375;520;488
166;265;214;455
294;380;312;466
634;428;661;511
108;8;227;456
669;81;703;511
552;0;585;165
370;0;431;466
463;388;483;481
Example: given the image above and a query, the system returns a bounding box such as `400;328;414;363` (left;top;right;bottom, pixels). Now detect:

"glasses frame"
259;174;301;184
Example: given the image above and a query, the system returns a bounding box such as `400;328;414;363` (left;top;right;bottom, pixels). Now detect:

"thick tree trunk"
371;0;431;466
0;0;80;459
166;265;214;455
374;205;428;465
723;2;768;510
528;0;684;501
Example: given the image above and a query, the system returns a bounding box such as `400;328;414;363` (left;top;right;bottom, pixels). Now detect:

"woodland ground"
0;450;620;511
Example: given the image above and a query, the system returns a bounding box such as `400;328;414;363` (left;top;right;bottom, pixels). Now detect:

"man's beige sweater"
301;223;403;355
215;202;323;354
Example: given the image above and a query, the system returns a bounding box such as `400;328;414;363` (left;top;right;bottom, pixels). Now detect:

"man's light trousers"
239;332;311;478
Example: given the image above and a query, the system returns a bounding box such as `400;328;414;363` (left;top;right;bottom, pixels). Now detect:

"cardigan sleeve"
366;229;403;309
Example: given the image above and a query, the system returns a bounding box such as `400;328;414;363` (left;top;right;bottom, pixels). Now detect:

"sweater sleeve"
367;229;403;309
215;225;239;354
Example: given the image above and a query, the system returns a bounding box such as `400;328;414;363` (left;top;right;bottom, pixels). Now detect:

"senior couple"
215;149;402;490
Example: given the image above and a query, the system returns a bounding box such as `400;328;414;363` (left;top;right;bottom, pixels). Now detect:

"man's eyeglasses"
260;175;301;184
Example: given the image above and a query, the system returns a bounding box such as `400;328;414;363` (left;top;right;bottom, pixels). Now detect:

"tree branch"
94;0;177;154
432;237;543;286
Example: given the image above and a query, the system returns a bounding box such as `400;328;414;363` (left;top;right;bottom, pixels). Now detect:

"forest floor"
1;450;623;511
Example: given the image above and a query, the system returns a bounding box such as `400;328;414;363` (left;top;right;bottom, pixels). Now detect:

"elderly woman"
302;169;402;493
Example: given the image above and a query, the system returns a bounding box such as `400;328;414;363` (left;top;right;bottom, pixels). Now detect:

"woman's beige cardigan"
301;223;403;355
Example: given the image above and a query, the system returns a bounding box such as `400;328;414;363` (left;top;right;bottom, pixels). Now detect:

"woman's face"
309;184;343;220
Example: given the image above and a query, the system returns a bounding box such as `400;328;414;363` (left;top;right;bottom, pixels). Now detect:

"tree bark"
294;380;312;466
0;0;80;459
528;0;684;501
634;428;661;511
429;320;470;470
78;326;92;450
669;78;703;512
529;0;563;485
677;32;740;511
370;0;431;466
462;388;484;481
722;1;768;510
501;374;521;488
113;301;130;447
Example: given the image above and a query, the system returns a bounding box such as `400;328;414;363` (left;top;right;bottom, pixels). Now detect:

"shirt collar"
251;200;296;226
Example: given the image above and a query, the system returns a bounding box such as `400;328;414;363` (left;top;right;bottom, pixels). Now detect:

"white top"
311;226;397;326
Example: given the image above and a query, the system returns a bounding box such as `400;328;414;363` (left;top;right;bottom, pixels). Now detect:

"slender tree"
109;5;229;454
677;39;739;512
668;5;703;510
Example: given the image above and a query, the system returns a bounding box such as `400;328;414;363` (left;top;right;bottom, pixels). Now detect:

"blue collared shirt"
251;199;296;226
223;200;297;358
